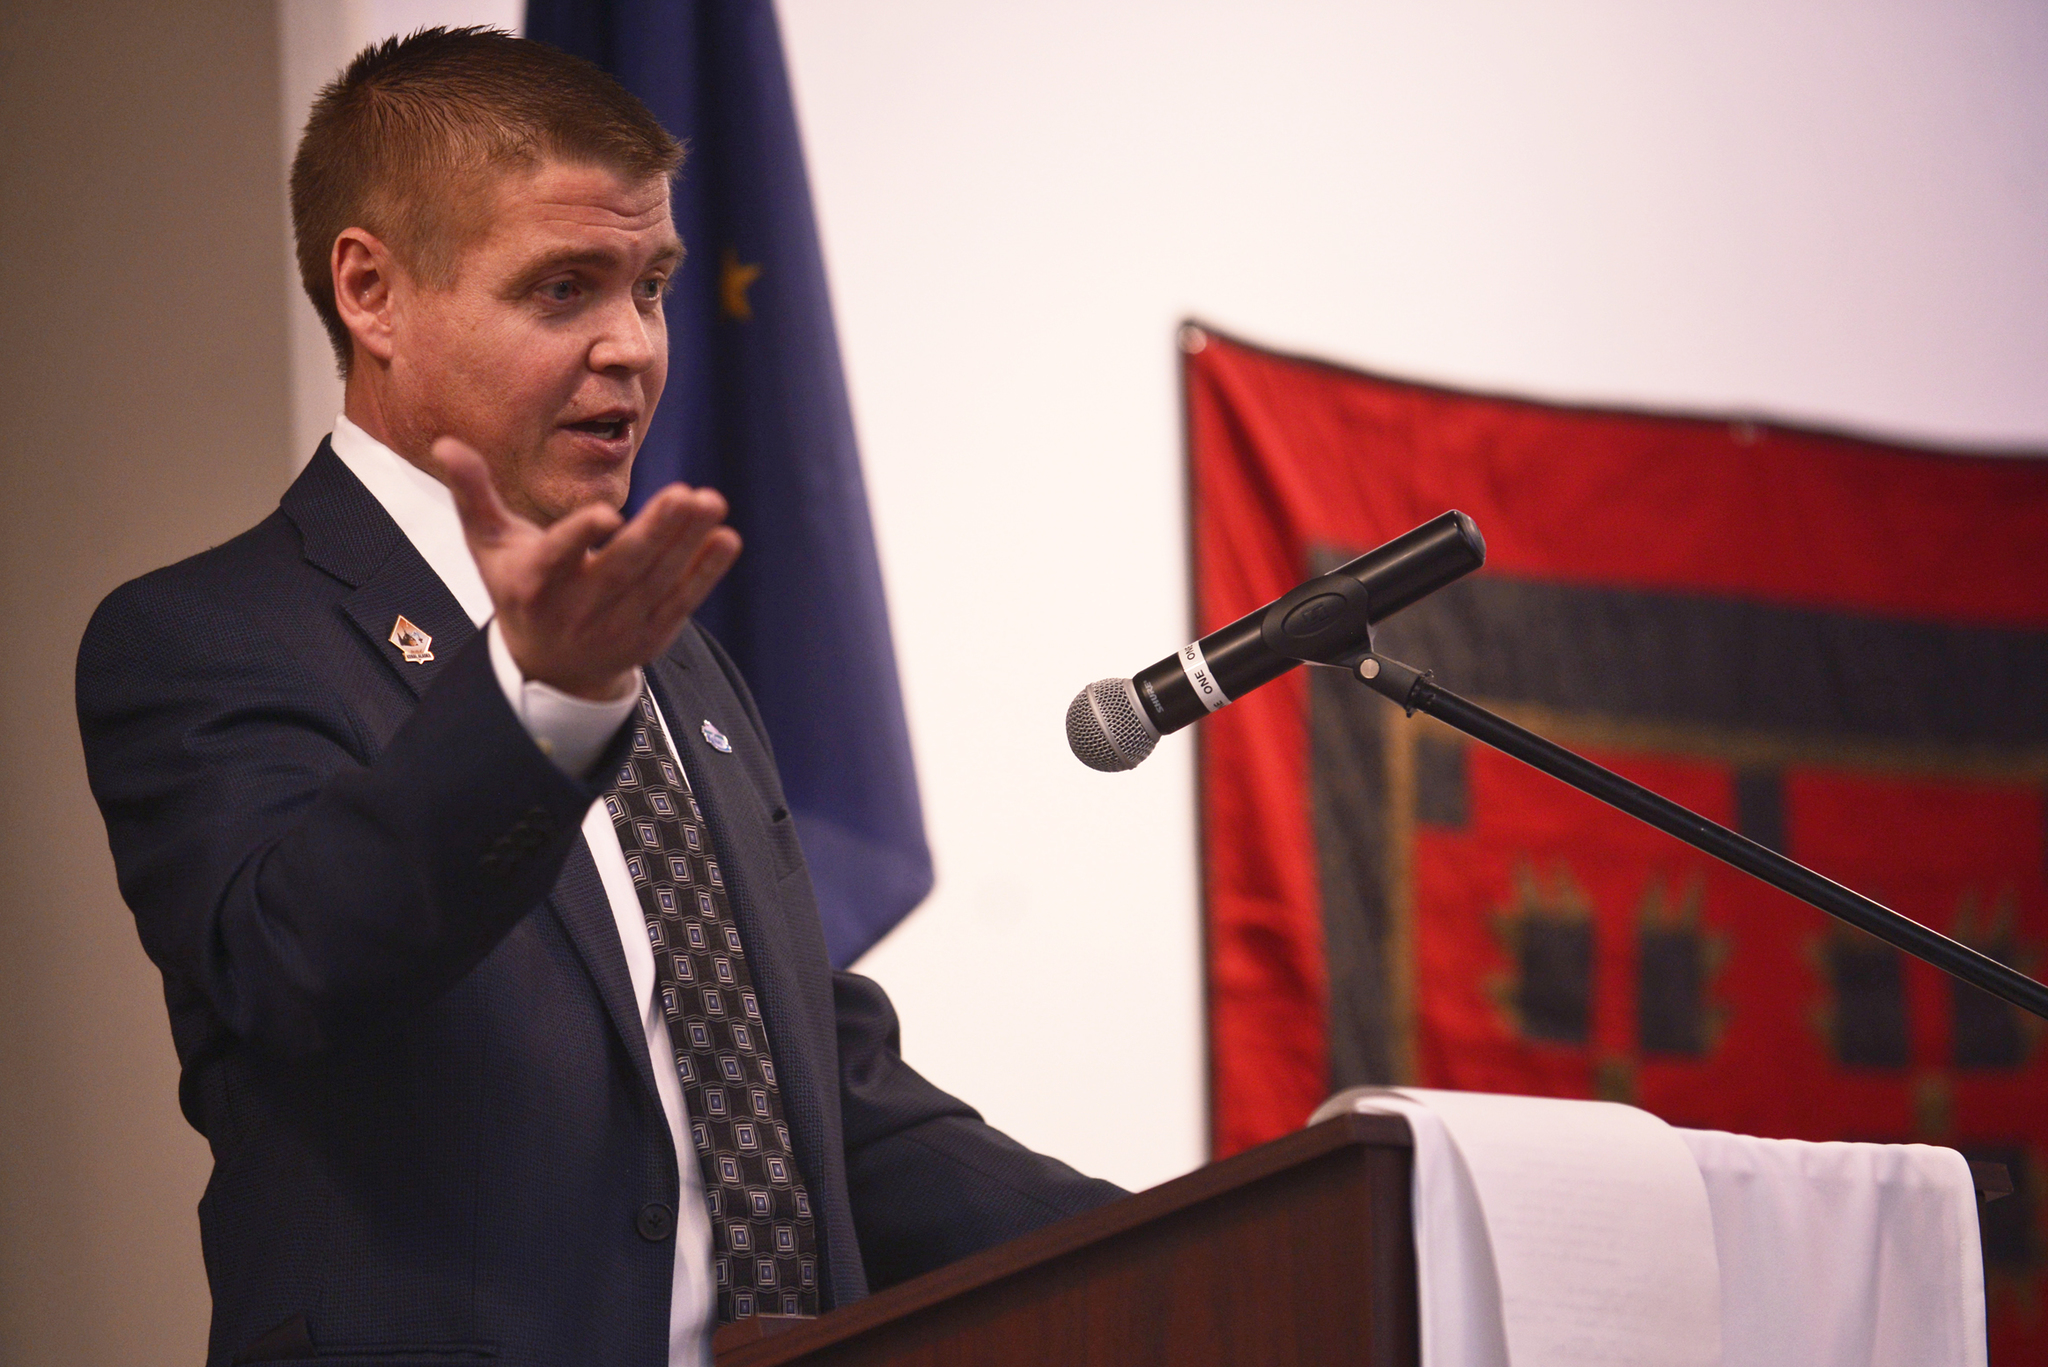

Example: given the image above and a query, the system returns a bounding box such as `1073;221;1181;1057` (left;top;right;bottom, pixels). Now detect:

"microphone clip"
1256;572;1376;671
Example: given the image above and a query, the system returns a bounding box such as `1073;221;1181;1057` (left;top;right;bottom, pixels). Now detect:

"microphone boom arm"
1349;651;2048;1023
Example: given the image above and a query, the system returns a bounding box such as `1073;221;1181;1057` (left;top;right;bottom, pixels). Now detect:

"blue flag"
525;0;932;965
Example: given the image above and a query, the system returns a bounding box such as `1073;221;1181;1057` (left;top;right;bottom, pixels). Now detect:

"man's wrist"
487;621;641;776
496;623;637;702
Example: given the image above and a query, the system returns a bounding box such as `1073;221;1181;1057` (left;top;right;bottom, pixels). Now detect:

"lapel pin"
700;719;733;753
389;615;435;664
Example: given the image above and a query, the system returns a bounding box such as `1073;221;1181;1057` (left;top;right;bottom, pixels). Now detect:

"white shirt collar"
327;413;494;628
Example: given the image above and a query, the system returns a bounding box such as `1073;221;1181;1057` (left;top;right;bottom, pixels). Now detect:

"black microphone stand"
1341;650;2048;1022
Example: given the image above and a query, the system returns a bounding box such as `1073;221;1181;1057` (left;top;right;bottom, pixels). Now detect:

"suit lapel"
282;442;476;700
647;648;803;992
550;836;662;1103
337;568;474;700
281;442;654;1102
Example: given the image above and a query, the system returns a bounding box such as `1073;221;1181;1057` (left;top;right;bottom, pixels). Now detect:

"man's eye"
541;280;579;303
636;277;666;301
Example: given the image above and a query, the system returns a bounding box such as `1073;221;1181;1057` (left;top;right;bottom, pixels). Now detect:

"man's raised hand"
436;436;741;701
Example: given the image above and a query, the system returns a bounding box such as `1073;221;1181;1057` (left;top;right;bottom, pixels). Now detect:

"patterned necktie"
603;691;820;1323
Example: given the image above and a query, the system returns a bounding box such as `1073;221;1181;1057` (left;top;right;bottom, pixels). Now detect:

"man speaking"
76;28;1119;1367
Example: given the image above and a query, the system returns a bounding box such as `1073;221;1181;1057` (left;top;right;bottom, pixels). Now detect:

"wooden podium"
712;1114;1418;1367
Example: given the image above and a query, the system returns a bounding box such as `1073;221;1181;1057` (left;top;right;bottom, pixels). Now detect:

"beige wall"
0;4;291;1362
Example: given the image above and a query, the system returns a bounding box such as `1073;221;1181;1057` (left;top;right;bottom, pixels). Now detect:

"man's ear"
332;227;399;367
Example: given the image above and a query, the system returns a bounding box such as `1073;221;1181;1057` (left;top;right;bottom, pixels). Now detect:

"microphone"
1066;510;1486;771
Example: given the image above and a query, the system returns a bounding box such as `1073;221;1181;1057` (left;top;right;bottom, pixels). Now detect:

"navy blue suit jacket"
77;446;1121;1366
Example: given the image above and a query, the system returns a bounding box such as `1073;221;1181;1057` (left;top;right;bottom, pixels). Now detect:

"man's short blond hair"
290;26;684;373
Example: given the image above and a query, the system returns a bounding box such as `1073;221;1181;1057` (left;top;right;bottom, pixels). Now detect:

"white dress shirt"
329;414;714;1367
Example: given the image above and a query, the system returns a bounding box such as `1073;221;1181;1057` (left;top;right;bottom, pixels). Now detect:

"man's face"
384;159;680;524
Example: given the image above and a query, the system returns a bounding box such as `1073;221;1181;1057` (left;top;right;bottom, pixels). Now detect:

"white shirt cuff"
486;620;641;779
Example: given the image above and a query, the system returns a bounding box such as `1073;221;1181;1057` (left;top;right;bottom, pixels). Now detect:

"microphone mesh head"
1066;678;1160;772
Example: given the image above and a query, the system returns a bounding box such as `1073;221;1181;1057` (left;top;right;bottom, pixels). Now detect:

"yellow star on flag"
720;247;762;321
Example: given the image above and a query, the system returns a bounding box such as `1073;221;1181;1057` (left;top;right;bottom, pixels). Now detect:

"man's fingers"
646;526;743;639
576;487;735;657
585;484;730;605
434;437;519;548
533;502;626;588
616;518;729;648
634;494;733;604
485;478;736;684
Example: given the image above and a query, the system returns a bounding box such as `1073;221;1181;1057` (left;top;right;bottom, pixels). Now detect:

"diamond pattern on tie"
604;692;819;1323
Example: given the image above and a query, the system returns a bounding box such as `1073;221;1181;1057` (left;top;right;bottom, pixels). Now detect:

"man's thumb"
434;437;513;544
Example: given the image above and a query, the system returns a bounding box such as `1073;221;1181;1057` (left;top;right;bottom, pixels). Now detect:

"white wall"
779;0;2048;1193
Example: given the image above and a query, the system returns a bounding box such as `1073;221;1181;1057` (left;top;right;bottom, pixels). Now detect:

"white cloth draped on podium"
1311;1088;1987;1367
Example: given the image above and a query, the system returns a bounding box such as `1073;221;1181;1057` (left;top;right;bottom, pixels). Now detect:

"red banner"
1189;325;2048;1359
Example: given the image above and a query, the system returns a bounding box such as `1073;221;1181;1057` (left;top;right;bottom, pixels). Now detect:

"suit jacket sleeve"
77;569;612;1061
832;971;1129;1288
688;627;1128;1292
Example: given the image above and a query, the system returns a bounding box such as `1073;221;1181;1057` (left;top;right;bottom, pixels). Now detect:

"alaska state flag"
525;0;932;965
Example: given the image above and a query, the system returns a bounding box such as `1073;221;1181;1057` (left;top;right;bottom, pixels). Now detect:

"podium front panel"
717;1115;1417;1367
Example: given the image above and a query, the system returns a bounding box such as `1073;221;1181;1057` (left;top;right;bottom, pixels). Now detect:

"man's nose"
589;294;661;374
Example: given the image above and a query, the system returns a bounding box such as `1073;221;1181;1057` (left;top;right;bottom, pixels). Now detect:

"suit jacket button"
636;1202;674;1241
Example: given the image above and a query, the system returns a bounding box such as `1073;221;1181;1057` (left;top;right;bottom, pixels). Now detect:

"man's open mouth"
566;416;631;441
